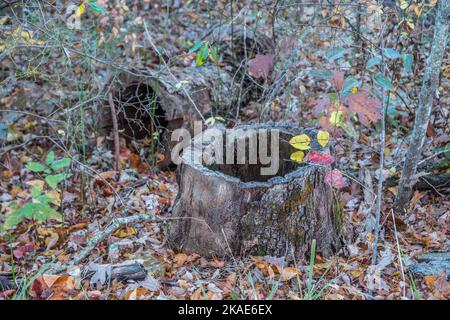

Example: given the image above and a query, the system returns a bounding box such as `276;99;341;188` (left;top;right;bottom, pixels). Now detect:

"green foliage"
366;56;382;69
2;153;72;230
189;41;219;66
304;239;335;300
324;47;346;62
309;69;332;80
373;73;394;91
341;76;359;95
383;48;401;60
88;0;106;15
402;52;414;74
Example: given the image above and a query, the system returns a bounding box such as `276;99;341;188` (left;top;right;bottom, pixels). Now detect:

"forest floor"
0;1;449;300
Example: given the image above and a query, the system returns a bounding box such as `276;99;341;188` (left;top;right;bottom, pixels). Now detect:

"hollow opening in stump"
206;131;301;182
115;82;168;141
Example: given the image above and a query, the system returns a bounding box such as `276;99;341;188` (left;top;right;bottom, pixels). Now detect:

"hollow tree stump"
95;66;233;167
168;122;343;258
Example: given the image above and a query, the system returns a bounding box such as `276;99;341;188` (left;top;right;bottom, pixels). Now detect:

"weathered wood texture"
410;251;450;279
96;66;233;167
168;122;342;258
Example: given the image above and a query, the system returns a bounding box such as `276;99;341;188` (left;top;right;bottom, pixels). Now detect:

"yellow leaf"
399;0;408;10
329;111;344;127
289;134;311;150
351;86;358;94
76;3;85;17
290;151;305;163
0;17;9;25
113;226;137;238
47;190;61;206
20;31;31;39
280;267;300;281
406;19;415;30
26;179;45;190
317;130;330;148
414;5;424;17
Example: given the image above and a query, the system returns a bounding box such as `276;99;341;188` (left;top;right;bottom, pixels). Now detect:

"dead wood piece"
168;122;343;259
410;252;450;279
83;262;147;283
0;274;16;291
386;172;450;191
96;66;233;168
51;213;161;275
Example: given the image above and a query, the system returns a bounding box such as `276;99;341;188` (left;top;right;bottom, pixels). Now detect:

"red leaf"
331;71;345;91
346;90;381;126
248;54;274;79
13;243;35;259
307;150;334;165
426;122;436;137
29;275;45;299
325;169;347;189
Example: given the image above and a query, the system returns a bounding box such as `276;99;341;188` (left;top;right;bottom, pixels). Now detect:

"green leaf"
45;151;55;165
35;195;55;205
189;40;204;53
2;202;63;230
33;204;62;222
196;52;204;66
88;0;106;14
341;76;359;95
374;73;394;91
199;44;209;60
26;162;47;173
30;186;43;198
45;173;72;190
366;56;382;69
3;211;25;229
402;53;413;74
309;69;332;80
384;48;400;60
50;158;71;170
324;47;346;62
209;47;218;63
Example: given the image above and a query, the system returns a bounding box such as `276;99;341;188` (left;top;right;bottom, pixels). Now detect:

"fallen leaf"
248;54;275;79
113;226;137;238
280;267;300;281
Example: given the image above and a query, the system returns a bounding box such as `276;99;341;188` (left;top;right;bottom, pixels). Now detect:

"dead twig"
50;212;163;275
108;92;120;172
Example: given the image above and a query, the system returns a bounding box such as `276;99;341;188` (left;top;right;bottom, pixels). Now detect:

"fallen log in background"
168;122;343;259
96;66;233;168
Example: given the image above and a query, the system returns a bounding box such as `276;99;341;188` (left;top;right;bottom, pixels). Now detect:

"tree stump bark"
168;122;343;258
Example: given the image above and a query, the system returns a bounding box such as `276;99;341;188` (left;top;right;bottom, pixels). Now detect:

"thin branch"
108;92;121;172
50;212;162;274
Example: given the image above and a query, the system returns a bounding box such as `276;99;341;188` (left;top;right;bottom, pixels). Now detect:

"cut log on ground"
168;122;343;258
83;262;147;283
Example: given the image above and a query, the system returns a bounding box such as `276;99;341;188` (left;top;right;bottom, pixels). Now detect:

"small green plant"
304;239;335;300
189;41;219;66
2;152;72;230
